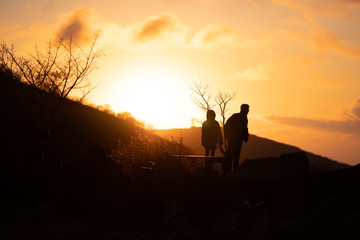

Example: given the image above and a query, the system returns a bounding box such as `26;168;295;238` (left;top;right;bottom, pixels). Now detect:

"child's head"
206;110;216;120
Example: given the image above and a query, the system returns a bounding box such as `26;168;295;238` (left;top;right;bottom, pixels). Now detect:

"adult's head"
206;109;216;120
240;104;250;114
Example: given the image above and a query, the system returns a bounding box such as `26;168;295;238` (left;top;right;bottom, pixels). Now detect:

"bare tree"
0;33;102;126
191;80;237;123
191;80;214;112
191;80;237;152
215;91;237;127
215;91;236;151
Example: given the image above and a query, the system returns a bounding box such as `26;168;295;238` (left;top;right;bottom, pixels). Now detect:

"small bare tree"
215;91;236;150
191;80;237;152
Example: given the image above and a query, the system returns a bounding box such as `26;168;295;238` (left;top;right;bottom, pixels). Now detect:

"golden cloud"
230;63;272;82
0;24;21;36
55;8;100;45
334;0;360;5
133;13;187;44
271;0;360;20
282;28;360;58
311;30;360;57
0;22;53;53
312;73;353;89
190;25;240;50
352;99;360;120
267;99;360;134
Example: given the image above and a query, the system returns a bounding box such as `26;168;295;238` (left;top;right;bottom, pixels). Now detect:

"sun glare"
111;62;191;129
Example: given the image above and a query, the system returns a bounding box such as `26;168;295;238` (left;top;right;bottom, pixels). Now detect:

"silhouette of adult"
202;110;223;170
224;104;249;172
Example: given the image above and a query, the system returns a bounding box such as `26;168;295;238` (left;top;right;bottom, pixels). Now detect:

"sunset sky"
1;0;360;165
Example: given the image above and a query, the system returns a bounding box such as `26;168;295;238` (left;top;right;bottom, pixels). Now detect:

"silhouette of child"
202;110;223;170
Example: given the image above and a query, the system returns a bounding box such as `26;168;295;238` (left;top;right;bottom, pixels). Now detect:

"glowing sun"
112;62;191;129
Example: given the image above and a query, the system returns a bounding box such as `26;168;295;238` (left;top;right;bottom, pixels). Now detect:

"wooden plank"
172;155;229;159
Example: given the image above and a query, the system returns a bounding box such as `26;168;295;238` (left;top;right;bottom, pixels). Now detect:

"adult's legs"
229;142;242;172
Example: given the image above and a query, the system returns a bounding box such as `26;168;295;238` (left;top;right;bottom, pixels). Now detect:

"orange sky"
1;0;360;165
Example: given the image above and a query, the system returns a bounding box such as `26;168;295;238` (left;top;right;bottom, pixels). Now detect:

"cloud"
267;99;360;134
133;13;187;45
0;22;53;53
190;25;245;51
230;63;272;82
102;13;256;52
91;13;190;52
351;99;360;119
316;74;353;88
52;11;257;53
310;30;360;57
334;0;360;5
0;24;21;35
269;0;360;58
268;116;360;134
281;28;360;58
55;8;100;45
2;10;255;53
270;0;360;20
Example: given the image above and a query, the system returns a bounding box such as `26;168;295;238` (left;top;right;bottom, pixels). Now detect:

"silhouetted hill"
154;127;349;175
0;67;138;172
45;102;136;165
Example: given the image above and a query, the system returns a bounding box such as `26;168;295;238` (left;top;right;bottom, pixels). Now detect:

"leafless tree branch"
215;91;237;127
191;80;214;112
0;31;103;126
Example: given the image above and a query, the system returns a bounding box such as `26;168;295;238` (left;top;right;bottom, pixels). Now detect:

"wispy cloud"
97;13;188;52
230;63;272;82
99;13;258;52
308;73;353;88
351;99;360;119
334;0;360;5
283;28;360;58
267;99;360;134
133;13;187;45
0;22;52;52
0;24;21;35
270;0;360;20
190;25;245;51
310;30;360;57
268;0;360;59
2;8;260;53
